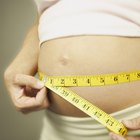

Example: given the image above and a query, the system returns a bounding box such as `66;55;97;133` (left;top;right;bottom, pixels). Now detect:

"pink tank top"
34;0;140;45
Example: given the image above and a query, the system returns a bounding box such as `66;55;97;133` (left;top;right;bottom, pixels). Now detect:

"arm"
4;23;49;114
5;24;39;78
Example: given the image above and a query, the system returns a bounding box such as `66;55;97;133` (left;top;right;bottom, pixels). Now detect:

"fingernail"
111;135;118;140
37;81;44;87
109;133;118;140
122;120;130;126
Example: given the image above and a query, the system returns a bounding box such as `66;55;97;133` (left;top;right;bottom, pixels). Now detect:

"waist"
41;104;140;139
38;35;140;116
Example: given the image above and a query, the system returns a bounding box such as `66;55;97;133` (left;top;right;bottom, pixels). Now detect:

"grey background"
0;0;45;140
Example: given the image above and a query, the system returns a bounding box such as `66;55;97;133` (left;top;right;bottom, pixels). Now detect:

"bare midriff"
38;35;140;117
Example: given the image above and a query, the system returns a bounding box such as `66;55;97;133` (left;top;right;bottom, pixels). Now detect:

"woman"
4;0;140;140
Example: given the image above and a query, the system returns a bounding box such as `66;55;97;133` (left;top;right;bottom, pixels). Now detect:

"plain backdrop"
0;0;45;140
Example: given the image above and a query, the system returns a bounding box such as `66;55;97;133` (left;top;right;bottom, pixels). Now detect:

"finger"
109;132;126;140
15;95;38;110
122;117;140;130
18;87;49;113
35;87;49;108
14;74;44;89
18;87;48;108
13;87;49;112
21;99;49;114
11;87;25;107
126;135;140;140
14;90;41;110
24;86;38;97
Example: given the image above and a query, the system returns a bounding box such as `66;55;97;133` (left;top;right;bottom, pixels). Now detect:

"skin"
4;24;50;114
109;117;140;140
38;35;140;139
39;36;140;116
4;24;140;139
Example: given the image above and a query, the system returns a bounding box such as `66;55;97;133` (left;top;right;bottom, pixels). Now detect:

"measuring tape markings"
45;85;127;136
38;70;140;136
40;70;140;87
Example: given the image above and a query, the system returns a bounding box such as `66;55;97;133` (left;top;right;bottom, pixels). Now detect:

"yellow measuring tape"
38;70;140;137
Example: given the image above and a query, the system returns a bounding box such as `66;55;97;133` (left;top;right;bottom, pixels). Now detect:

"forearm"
4;24;40;81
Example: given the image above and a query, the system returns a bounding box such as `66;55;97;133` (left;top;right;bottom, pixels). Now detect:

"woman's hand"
4;73;50;114
109;117;140;140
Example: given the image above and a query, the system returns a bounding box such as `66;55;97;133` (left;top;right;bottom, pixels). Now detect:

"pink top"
34;0;140;45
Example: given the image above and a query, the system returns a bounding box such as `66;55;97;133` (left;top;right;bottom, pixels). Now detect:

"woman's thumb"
14;74;44;89
122;117;140;130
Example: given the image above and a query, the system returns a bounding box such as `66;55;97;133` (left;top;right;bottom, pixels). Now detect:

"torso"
38;35;140;117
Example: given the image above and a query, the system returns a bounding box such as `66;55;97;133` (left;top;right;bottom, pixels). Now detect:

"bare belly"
38;35;140;117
